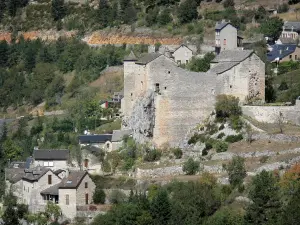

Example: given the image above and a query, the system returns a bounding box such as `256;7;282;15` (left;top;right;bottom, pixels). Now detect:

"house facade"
33;149;69;170
172;45;194;65
280;21;300;41
215;21;239;54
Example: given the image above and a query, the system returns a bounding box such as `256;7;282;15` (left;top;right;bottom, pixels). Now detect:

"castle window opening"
165;87;167;90
155;83;160;93
186;60;188;64
141;81;143;91
168;71;170;74
230;85;232;88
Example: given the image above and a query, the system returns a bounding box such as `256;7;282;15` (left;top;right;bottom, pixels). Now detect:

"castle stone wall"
242;104;300;125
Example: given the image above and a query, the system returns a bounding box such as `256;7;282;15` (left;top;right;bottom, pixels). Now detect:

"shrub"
188;133;206;145
217;132;225;139
143;149;162;162
122;158;135;171
109;190;127;204
214;141;228;153
219;124;225;130
93;188;106;204
207;123;218;135
229;115;243;131
226;156;246;187
182;158;200;175
225;134;243;143
172;148;183;159
215;95;241;118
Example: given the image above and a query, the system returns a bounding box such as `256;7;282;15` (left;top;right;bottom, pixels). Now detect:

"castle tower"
121;51;138;119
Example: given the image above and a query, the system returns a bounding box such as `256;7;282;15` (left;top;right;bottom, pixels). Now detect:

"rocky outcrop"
126;91;155;144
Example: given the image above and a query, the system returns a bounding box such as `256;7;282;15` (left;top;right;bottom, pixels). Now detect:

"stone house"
215;21;242;54
209;50;265;102
172;44;194;65
5;166;96;220
33;149;69;170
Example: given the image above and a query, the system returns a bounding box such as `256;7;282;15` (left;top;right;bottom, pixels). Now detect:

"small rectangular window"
48;175;52;185
155;83;160;93
66;194;69;205
290;55;292;59
85;193;89;205
295;55;297;60
223;39;227;45
44;161;49;167
85;182;88;188
48;161;54;167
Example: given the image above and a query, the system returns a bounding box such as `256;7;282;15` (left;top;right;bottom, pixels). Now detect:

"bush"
259;155;269;164
215;95;241;118
226;156;246;187
278;3;289;13
143;149;162;162
214;141;228;153
217;132;225;139
225;134;243;143
172;148;183;159
188;133;206;145
109;190;127;204
219;124;225;130
229;115;243;131
93;188;106;204
183;158;200;175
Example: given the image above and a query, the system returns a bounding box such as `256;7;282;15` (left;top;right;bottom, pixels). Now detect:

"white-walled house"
172;45;194;65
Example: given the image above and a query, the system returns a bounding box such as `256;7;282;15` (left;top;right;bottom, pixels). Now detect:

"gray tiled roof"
135;53;162;65
111;129;132;142
5;168;25;183
215;22;230;30
22;166;51;182
212;50;253;63
33;149;69;160
53;169;65;175
124;51;137;61
40;183;61;195
283;21;300;32
209;62;239;74
59;171;87;189
79;134;112;144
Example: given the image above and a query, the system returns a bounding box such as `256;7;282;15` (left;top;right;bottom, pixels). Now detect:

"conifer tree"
150;189;171;225
98;0;111;27
51;0;66;21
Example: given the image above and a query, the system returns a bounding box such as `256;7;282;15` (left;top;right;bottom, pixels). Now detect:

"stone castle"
121;48;265;147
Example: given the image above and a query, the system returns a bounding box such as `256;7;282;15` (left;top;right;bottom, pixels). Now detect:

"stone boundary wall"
242;102;300;125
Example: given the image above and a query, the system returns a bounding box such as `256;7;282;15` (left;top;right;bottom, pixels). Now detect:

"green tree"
182;157;200;175
215;95;241;118
2;138;22;161
187;52;215;72
93;188;106;204
177;0;198;24
158;8;172;26
204;208;244;225
0;40;9;67
7;0;18;17
225;156;246;188
98;0;111;28
45;201;62;222
244;170;282;225
260;17;283;41
223;0;235;8
51;0;66;21
145;7;159;26
150;189;171;225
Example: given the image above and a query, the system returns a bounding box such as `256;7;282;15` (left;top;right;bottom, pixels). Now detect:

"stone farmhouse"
121;48;265;147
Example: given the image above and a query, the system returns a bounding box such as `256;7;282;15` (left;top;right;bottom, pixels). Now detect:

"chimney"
221;19;226;23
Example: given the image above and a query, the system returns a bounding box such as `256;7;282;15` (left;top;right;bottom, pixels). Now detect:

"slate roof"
124;51;137;61
53;169;65;175
211;50;253;63
209;62;239;74
266;44;297;62
135;53;162;65
111;129;132;142
40;183;61;195
59;171;87;189
173;44;193;53
215;21;233;30
33;149;69;160
283;21;300;32
22;166;51;182
5;168;25;183
79;134;112;144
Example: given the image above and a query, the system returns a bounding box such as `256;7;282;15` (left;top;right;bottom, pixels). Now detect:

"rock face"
125;91;156;144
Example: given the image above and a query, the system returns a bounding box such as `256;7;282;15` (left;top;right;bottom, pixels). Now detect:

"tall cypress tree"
0;40;9;67
51;0;66;21
150;189;171;225
98;0;111;27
